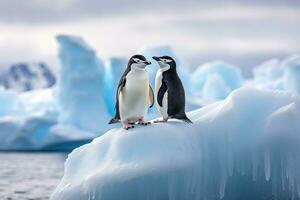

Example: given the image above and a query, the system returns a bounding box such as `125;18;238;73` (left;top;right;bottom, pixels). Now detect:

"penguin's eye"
133;58;141;63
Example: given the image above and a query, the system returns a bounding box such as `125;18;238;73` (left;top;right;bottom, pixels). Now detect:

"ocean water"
0;152;67;200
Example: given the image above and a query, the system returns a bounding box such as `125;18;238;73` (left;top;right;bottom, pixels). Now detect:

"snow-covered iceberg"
51;87;300;200
191;61;243;101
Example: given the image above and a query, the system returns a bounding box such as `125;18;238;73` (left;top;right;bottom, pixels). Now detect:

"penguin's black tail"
171;113;193;123
108;117;120;124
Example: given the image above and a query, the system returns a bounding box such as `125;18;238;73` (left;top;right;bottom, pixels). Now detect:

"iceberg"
0;118;95;151
253;58;283;81
0;35;112;150
250;55;300;94
0;88;96;151
56;35;110;132
0;87;57;120
191;61;243;101
283;55;300;94
51;87;300;200
0;87;24;116
250;58;285;90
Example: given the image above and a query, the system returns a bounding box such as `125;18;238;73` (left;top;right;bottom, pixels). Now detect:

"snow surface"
51;87;300;200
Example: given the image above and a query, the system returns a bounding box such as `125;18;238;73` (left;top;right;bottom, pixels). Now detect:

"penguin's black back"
162;69;186;116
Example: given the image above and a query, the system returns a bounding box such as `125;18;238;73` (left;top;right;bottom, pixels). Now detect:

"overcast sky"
0;0;299;74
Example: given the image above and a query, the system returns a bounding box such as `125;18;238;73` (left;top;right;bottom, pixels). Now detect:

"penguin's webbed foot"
138;117;150;126
138;121;151;126
125;125;135;130
123;120;135;130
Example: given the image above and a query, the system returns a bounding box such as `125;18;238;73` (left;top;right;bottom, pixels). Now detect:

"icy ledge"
51;87;300;200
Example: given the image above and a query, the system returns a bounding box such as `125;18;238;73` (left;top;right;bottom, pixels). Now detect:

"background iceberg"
190;61;243;101
0;87;24;116
103;57;127;116
0;35;113;150
56;35;110;132
0;88;95;151
250;55;300;94
283;55;300;94
51;87;300;200
253;58;283;82
250;58;285;90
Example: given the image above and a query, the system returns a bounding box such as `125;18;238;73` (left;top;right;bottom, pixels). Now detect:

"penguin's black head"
128;54;151;70
152;56;176;72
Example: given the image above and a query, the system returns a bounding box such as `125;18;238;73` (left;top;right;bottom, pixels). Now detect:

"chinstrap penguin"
152;56;192;123
109;55;154;130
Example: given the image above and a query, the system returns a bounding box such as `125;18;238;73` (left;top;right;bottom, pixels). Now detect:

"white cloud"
0;3;299;69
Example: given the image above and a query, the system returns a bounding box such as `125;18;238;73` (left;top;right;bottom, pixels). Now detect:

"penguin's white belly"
119;70;149;122
155;70;168;119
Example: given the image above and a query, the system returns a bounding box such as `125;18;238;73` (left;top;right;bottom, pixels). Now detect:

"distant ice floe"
51;87;300;200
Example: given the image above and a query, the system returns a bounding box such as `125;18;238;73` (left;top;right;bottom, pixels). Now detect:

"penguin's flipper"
157;81;167;107
109;77;126;124
171;113;193;123
115;77;126;116
117;77;126;97
149;85;154;108
119;76;126;90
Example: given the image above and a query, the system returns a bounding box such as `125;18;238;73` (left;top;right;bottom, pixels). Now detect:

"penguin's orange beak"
152;56;160;61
